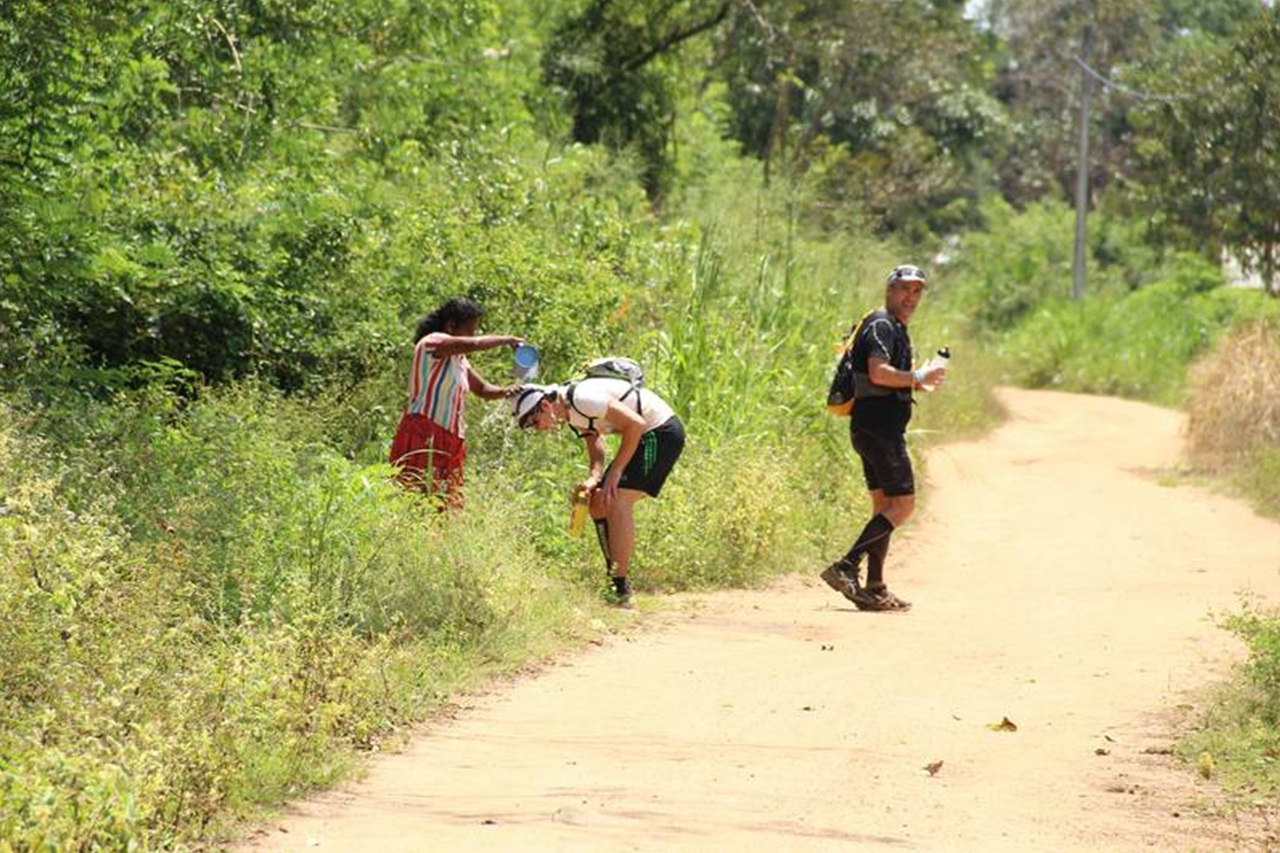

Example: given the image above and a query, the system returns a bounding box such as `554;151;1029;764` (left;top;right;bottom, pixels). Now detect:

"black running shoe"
610;575;635;609
819;563;860;604
853;585;911;612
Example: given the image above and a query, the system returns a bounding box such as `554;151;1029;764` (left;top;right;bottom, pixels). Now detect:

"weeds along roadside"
0;392;601;848
1185;318;1280;518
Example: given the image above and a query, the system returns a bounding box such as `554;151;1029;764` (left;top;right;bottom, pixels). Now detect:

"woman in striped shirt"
389;297;521;504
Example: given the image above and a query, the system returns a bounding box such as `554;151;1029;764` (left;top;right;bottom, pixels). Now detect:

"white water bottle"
919;347;950;392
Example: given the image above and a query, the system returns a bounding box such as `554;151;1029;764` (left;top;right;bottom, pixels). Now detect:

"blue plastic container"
514;344;539;380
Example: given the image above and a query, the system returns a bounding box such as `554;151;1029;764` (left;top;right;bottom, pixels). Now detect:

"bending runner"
512;373;685;607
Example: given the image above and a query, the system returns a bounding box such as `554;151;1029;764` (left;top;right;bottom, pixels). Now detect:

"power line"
1073;56;1192;102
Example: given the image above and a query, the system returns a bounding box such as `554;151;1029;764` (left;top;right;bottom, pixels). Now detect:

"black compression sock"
843;514;895;568
866;530;892;589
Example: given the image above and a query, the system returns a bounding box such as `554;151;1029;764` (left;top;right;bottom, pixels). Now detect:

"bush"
1181;595;1280;799
948;197;1077;334
638;438;845;590
1221;598;1280;727
997;259;1280;405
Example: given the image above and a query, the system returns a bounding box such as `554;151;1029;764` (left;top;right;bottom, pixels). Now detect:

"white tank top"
564;378;675;435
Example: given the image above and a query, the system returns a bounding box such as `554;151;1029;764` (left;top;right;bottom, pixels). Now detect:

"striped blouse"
406;333;472;438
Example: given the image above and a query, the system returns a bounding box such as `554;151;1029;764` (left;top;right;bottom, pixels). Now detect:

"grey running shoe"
820;563;860;604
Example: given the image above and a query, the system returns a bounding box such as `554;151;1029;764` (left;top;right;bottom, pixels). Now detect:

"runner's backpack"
566;357;645;436
582;356;645;388
826;310;876;417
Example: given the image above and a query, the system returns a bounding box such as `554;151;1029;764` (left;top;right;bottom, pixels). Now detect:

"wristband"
912;369;924;385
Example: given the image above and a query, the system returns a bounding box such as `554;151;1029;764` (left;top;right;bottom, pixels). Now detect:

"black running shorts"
851;426;915;497
609;416;685;498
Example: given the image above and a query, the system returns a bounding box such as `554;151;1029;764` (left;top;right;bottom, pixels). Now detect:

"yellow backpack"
825;310;876;417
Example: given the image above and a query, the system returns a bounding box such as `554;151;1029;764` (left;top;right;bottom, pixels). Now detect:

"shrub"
638;438;848;590
1221;598;1280;727
949;197;1076;333
998;262;1280;405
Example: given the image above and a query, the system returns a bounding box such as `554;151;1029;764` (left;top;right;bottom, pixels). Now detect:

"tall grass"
1186;319;1280;469
1184;316;1280;520
0;392;604;848
996;277;1280;406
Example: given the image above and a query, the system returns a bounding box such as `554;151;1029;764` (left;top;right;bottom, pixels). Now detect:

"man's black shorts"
610;416;685;497
851;426;915;497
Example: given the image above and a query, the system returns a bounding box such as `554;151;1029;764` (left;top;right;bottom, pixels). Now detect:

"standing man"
820;264;946;612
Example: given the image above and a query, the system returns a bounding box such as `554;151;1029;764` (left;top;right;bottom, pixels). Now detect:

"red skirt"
389;413;467;498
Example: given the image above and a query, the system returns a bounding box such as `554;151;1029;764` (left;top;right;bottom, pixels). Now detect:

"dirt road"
240;388;1280;851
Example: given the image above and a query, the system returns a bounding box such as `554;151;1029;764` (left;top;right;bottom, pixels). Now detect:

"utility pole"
1072;23;1093;302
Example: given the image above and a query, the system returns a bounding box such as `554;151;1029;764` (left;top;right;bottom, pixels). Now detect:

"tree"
713;0;1004;235
0;2;128;178
1131;8;1280;294
541;0;731;200
977;0;1266;207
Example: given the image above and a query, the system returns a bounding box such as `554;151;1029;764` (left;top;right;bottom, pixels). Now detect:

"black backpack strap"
565;382;598;438
570;378;643;430
622;381;643;416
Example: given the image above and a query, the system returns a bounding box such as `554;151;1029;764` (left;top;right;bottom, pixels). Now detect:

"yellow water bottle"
568;486;589;537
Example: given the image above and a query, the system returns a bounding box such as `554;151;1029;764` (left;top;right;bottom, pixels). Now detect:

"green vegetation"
1;0;1277;845
1130;10;1280;291
1184;595;1280;798
1168;321;1280;797
946;200;1280;407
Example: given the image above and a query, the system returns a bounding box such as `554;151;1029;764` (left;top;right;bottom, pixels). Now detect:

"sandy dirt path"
239;388;1280;851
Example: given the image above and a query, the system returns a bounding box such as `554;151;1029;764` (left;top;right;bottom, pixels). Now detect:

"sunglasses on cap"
887;265;927;285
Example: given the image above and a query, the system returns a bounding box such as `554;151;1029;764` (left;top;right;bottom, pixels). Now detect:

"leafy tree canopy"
1131;7;1280;293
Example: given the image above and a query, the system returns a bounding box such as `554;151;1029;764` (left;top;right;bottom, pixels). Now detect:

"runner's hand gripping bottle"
918;347;950;393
